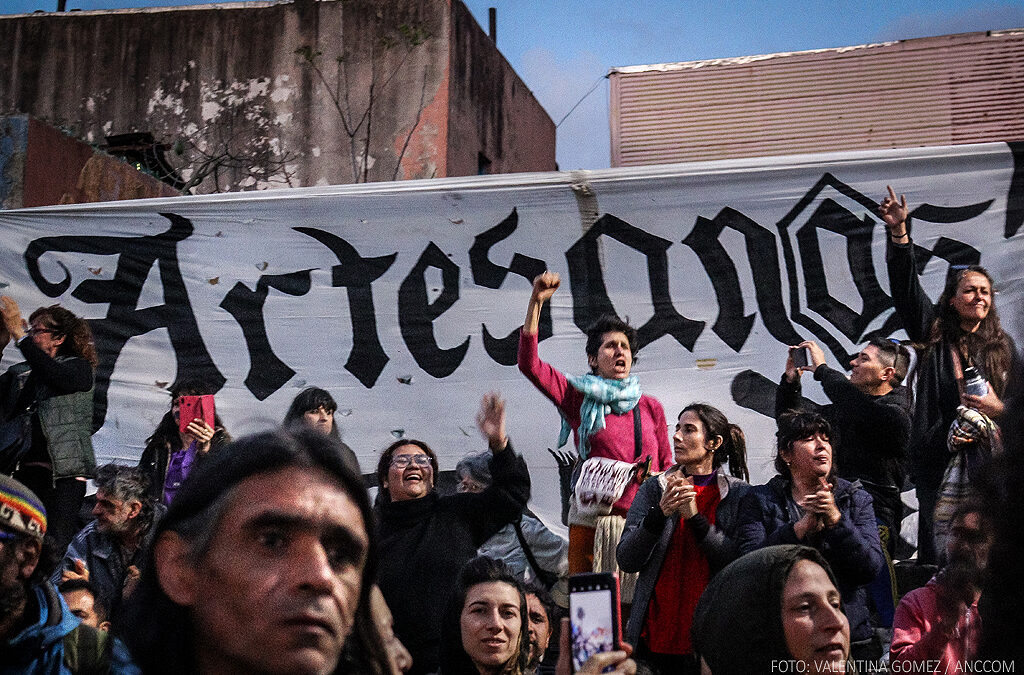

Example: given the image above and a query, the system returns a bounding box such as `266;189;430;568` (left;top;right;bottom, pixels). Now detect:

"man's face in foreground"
158;465;369;675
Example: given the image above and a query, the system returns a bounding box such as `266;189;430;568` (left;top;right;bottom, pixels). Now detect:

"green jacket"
6;356;96;480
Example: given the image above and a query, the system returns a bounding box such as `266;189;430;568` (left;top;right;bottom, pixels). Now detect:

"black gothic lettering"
565;213;703;351
220;270;312;400
682;208;801;351
1007;141;1024;239
398;242;470;377
468;208;550;365
24;213;225;429
294;228;397;388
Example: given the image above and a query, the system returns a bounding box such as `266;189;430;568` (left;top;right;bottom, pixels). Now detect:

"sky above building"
5;0;1024;170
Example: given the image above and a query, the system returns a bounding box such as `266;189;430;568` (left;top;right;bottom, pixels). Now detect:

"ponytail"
721;424;749;482
680;403;750;483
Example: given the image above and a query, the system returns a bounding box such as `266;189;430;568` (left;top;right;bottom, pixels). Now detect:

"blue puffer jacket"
1;582;139;675
735;475;884;642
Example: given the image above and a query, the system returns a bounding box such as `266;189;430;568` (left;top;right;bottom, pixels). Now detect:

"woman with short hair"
518;272;672;596
735;411;884;660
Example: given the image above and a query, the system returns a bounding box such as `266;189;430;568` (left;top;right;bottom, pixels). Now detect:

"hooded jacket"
691;545;842;675
735;475;884;642
775;364;912;531
1;582;138;675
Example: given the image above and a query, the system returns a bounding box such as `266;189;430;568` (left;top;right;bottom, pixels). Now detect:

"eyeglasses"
27;327;55;336
391;454;432;469
0;530;22;544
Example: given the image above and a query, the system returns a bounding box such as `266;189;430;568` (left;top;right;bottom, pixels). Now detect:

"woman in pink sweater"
518;272;672;602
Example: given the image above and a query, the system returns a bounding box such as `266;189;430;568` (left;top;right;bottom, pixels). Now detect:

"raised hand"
476;392;508;452
62;558;90;583
531;271;560;304
878;185;909;236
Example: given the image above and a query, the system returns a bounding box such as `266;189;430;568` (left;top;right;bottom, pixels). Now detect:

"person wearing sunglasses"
879;187;1019;564
374;393;531;675
1;297;99;561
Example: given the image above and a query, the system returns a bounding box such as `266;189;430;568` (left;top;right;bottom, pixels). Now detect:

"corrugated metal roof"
609;30;1024;166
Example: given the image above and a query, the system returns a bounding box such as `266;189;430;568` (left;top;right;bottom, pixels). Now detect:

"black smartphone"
790;346;810;369
568;572;622;672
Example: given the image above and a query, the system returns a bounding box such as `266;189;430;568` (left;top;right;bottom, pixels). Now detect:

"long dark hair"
283;387;340;439
118;428;385;675
440;556;530;675
144;379;229;455
29;305;98;368
680;403;749;481
928;265;1013;397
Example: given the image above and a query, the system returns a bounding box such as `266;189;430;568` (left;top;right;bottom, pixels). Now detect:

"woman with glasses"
375;393;531;675
879;186;1019;564
0;297;98;559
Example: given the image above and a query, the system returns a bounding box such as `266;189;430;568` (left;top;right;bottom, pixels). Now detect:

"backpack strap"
632;405;642;461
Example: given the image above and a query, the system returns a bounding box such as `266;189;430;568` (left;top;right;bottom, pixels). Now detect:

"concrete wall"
0;115;177;209
446;1;556;176
0;0;554;193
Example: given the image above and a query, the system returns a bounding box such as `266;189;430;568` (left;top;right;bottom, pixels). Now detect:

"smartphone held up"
177;394;215;434
568;572;622;672
790;346;811;369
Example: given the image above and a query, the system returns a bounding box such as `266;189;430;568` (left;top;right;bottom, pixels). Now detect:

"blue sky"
5;0;1024;169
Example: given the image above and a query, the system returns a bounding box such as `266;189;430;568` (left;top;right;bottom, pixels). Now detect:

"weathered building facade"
0;115;179;209
0;0;555;194
609;29;1024;166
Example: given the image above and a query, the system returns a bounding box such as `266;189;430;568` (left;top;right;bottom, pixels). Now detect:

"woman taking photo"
0;297;98;558
518;272;672;597
617;403;749;674
879;186;1018;564
692;545;852;675
736;411;883;660
138;378;229;504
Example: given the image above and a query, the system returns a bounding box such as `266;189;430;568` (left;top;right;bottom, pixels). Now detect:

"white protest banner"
2;142;1022;533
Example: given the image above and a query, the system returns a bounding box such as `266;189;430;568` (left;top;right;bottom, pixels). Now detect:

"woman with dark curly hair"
879;186;1019;564
0;297;99;558
138;378;230;504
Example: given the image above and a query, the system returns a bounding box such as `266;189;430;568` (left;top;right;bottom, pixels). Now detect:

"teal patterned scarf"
557;373;641;459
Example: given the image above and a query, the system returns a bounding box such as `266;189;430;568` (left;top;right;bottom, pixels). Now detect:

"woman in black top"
879;186;1018;563
1;297;98;559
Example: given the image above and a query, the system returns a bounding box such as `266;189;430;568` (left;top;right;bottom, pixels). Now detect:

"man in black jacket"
776;337;912;554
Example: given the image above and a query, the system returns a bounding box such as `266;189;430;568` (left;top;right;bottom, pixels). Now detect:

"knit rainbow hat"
0;474;47;541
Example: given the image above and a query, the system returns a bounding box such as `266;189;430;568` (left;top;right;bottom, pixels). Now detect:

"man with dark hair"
524;583;558;675
119;428;381;675
776;338;912;552
0;474;137;672
53;463;164;622
890;499;993;672
59;578;110;631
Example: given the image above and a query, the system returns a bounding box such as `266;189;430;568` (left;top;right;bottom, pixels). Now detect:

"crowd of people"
0;186;1022;674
